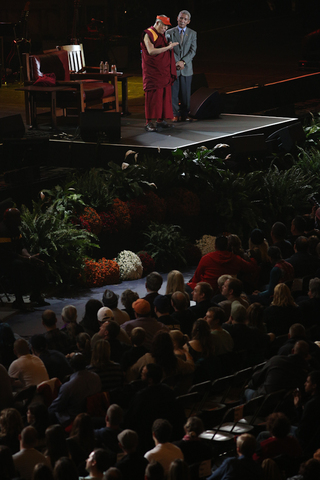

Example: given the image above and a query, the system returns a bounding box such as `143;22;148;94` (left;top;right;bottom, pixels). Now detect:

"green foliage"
106;161;156;201
254;163;314;227
41;182;85;217
72;168;114;211
20;200;98;285
303;113;320;149
144;222;187;271
294;147;320;187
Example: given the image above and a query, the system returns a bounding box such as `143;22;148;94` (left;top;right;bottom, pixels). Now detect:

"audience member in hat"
91;308;131;347
121;299;169;350
116;429;148;480
141;15;179;132
102;289;130;325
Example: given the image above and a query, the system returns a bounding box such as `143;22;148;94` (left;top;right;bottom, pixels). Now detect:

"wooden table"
16;85;73;128
72;72;133;115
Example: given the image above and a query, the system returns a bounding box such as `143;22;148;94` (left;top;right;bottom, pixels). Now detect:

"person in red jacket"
188;235;257;294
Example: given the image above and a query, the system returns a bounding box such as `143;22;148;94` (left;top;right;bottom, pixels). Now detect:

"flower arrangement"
82;257;120;287
165;188;201;219
116;250;143;281
99;211;119;235
126;199;148;227
79;206;103;235
195;235;216;256
137;250;156;276
112;198;132;230
142;191;166;223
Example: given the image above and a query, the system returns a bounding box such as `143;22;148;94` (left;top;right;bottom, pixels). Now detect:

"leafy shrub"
144;222;187;271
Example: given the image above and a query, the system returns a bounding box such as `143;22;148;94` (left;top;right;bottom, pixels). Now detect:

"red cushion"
30;50;70;81
83;82;114;100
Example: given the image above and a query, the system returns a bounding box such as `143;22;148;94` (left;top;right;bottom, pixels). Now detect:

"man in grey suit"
166;10;197;122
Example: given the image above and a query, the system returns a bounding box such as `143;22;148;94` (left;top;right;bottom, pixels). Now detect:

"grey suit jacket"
166;26;197;77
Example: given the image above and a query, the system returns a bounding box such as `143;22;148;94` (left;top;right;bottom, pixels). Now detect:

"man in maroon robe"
141;15;178;132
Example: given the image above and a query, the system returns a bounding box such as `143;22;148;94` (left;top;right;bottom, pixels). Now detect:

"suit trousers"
172;75;192;117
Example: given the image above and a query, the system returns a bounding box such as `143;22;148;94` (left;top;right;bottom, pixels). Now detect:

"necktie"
180;30;184;45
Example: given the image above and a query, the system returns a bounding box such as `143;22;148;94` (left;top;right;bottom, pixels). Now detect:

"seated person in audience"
144;419;184;475
297;278;320;332
30;334;72;382
67;413;96;476
271;221;294;259
0;321;16;369
80;448;113;480
173;416;213;465
0;407;24;455
143;272;164;317
121;299;169;351
223;302;271;366
42;310;71;355
102;289;130;326
145;461;165;480
286;236;320;279
127;331;194;383
288;215;307;246
184;318;215;363
94;320;127;363
165;270;188;313
116;429;148;480
169;330;188;360
121;290;139;320
60;305;83;350
293;370;320;455
0;365;13;412
247;228;271;289
120;327;148;372
80;299;103;337
13;426;51;480
218;278;249;318
253;412;302;463
205;306;234;355
278;323;320;365
153;295;180;330
0;445;16;479
188;235;257;294
67;332;92;366
171;291;194;337
92;308;131;347
125;364;185;453
250;246;294;305
207;433;264;480
211;274;233;304
48;353;101;426
188;282;215;319
87;339;124;392
246;302;267;333
95;404;123;455
0;207;49;311
245;340;310;400
8;338;49;391
263;283;302;336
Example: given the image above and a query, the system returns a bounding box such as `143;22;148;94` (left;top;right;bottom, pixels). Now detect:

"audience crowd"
2;216;320;480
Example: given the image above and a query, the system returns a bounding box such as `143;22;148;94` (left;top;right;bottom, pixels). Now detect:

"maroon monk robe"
140;26;177;120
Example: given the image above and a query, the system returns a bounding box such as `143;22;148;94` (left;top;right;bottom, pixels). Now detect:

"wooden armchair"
22;48;118;126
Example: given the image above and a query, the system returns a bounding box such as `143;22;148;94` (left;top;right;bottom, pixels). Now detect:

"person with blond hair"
87;339;123;391
264;283;302;336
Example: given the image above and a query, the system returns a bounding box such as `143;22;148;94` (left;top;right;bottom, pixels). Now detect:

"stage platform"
47;113;300;166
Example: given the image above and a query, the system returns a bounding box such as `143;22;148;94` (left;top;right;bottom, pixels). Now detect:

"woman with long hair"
127;331;194;382
169;330;188;360
165;271;189;312
45;424;70;468
79;299;103;336
264;283;302;336
87;339;123;391
185;319;215;362
67;413;96;476
0;408;23;454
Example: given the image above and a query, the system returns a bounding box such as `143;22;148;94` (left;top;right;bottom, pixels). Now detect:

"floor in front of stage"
0;269;196;340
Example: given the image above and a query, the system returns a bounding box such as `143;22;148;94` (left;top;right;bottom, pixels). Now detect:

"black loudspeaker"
80;111;121;142
266;122;305;153
0;114;25;140
189;87;223;119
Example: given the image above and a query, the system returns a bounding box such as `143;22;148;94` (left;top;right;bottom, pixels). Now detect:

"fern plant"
72;168;114;211
144;222;187;271
21;201;98;285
